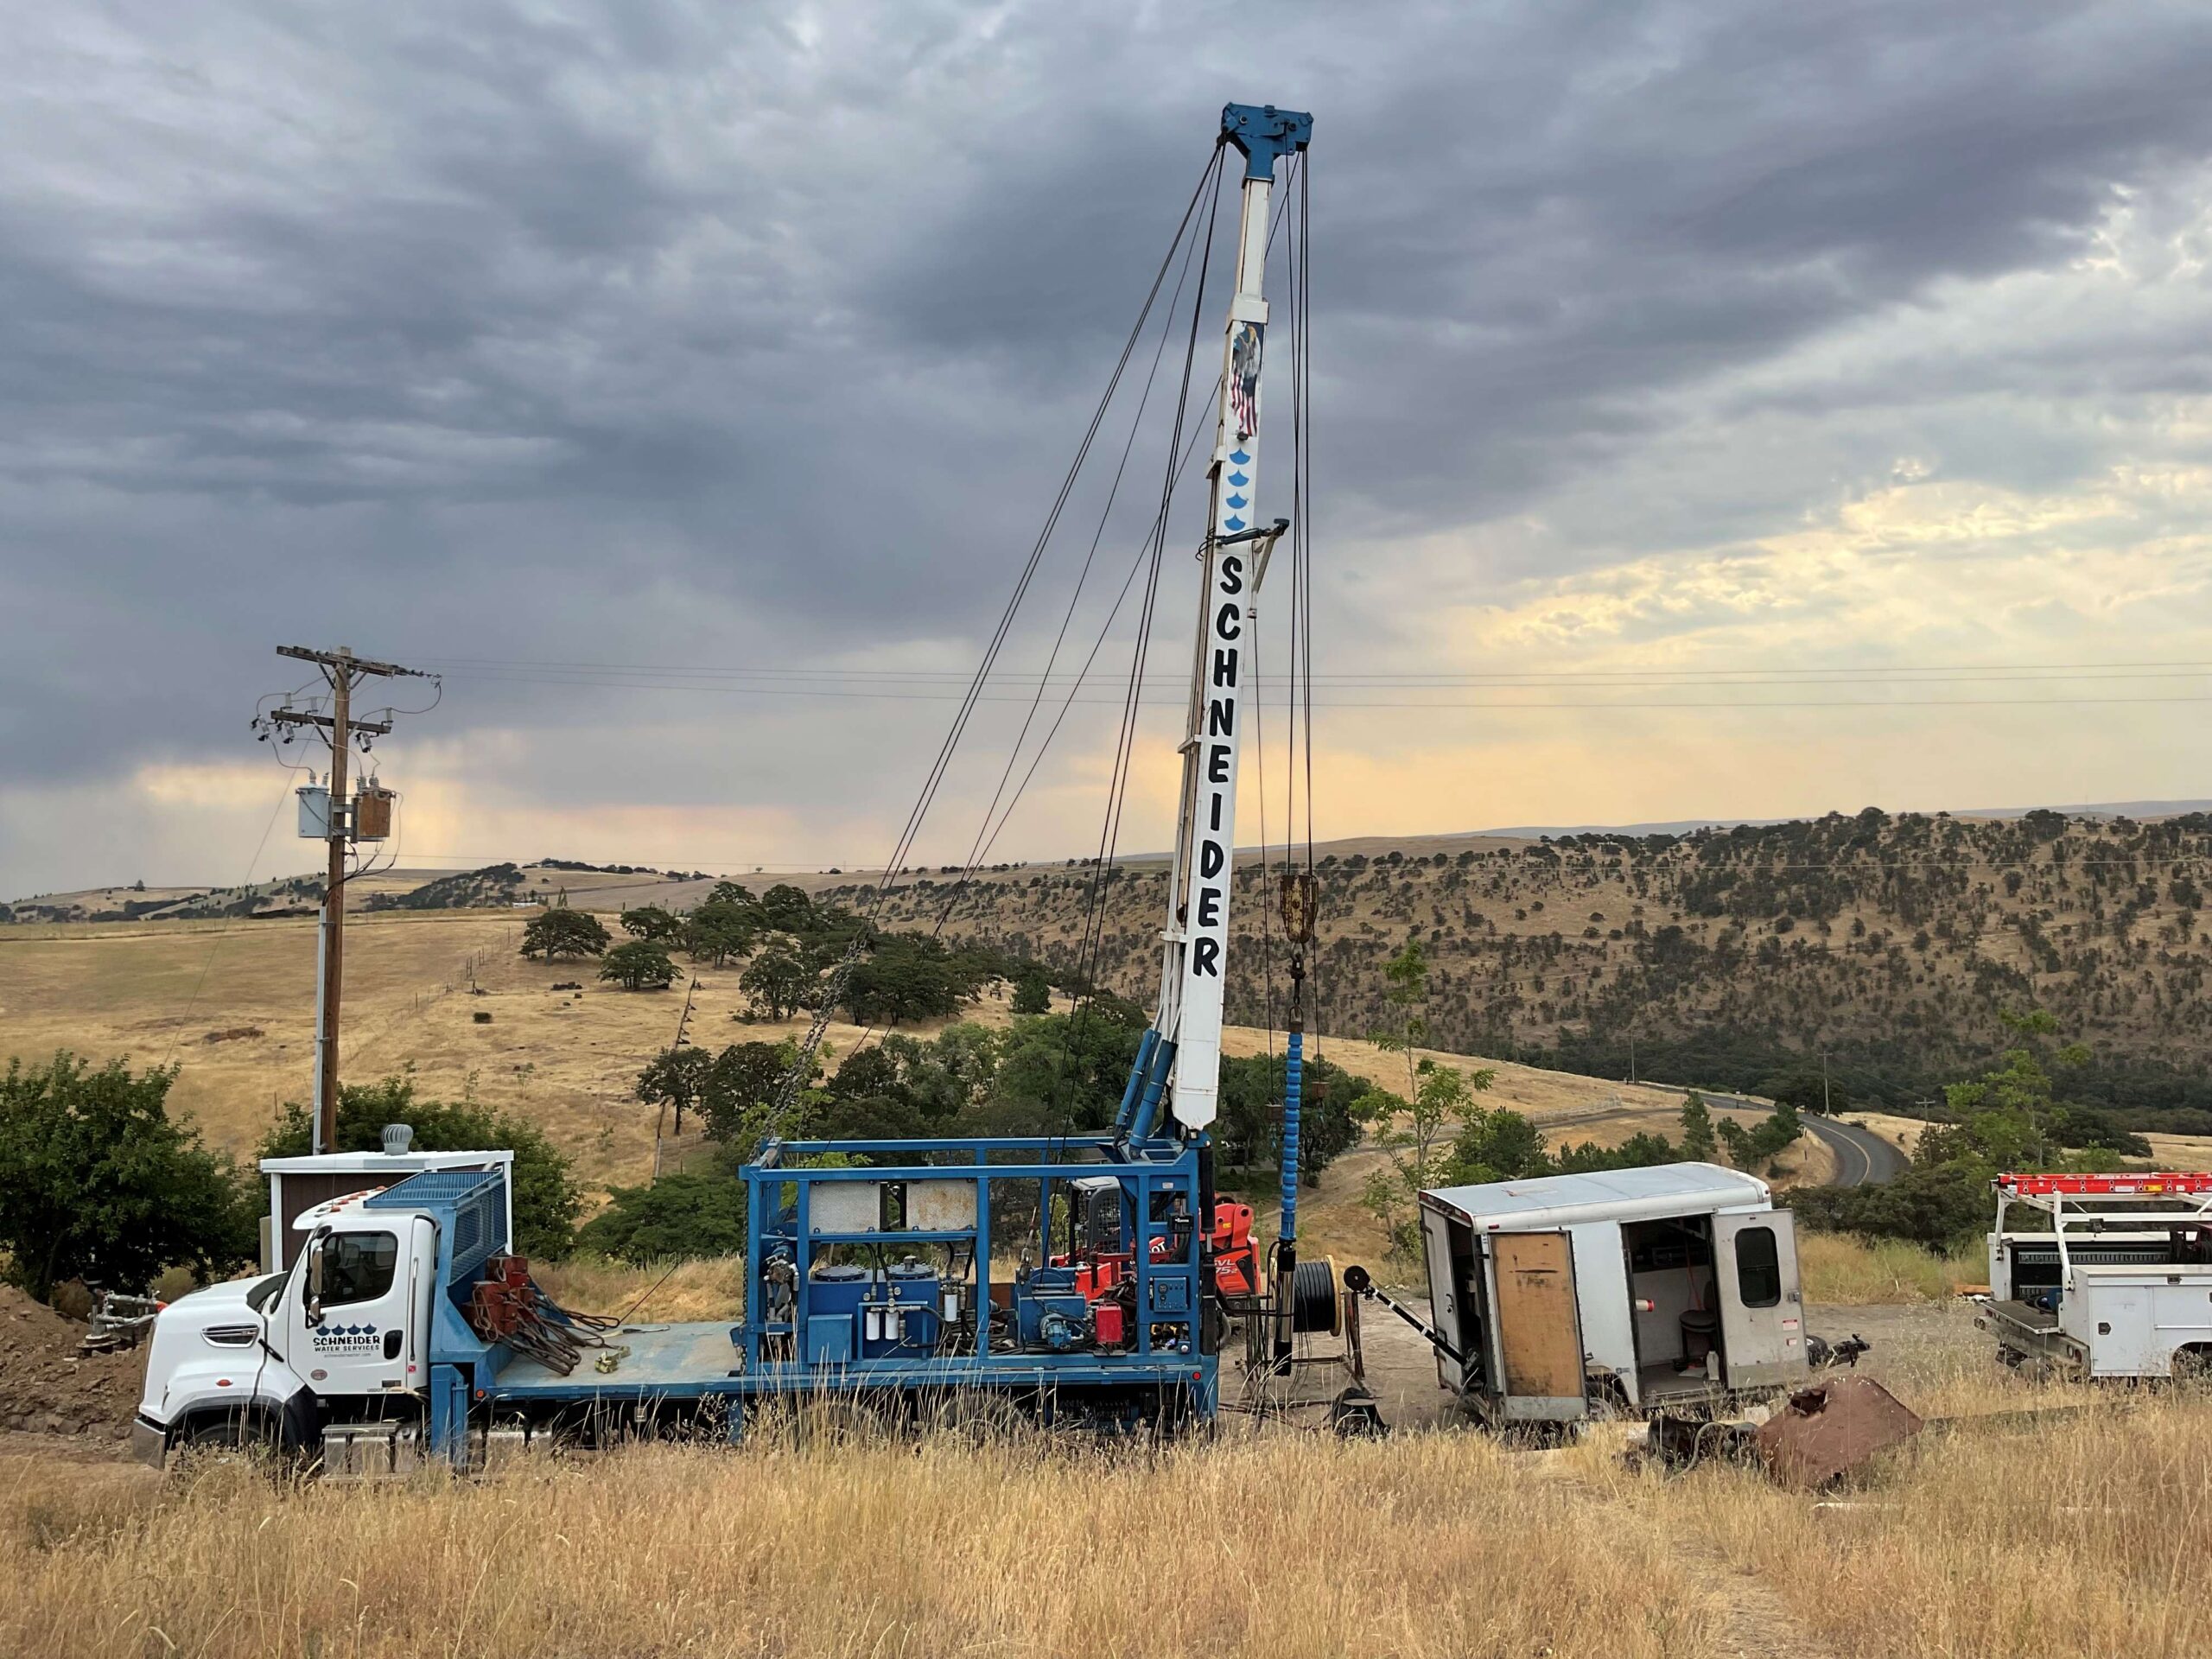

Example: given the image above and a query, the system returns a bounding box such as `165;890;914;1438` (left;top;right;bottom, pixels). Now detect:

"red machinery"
1053;1194;1258;1349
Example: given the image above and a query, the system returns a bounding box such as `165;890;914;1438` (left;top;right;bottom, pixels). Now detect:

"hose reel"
1289;1255;1341;1337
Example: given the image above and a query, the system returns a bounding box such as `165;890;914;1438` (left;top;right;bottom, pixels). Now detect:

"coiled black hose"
1290;1257;1340;1336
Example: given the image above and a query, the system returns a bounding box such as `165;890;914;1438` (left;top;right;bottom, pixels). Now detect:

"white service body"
1980;1175;2212;1378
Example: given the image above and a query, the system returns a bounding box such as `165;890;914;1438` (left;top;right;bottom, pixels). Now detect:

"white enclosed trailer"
1419;1163;1809;1423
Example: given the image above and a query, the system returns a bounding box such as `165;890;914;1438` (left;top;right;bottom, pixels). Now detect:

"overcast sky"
8;1;2212;897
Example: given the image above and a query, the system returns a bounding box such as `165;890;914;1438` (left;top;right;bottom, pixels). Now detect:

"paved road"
1800;1112;1910;1185
1693;1090;1908;1186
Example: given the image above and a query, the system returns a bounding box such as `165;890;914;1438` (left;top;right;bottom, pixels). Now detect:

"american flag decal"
1229;321;1263;441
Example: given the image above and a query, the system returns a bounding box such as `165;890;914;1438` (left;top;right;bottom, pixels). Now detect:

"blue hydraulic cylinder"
1128;1037;1178;1141
1280;1029;1304;1244
1115;1028;1160;1135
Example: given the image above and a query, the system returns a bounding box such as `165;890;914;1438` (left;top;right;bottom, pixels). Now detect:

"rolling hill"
15;804;2212;1120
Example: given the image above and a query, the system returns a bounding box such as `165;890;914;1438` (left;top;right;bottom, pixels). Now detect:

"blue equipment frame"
385;1113;1219;1459
738;1113;1218;1420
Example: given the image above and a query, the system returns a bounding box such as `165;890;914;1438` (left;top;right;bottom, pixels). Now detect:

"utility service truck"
136;1136;1233;1469
1978;1172;2212;1379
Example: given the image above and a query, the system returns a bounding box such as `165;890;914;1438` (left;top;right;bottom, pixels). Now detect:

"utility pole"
262;646;435;1154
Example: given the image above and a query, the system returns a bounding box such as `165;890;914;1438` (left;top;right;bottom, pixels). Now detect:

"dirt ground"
1320;1288;1967;1433
0;1289;143;1442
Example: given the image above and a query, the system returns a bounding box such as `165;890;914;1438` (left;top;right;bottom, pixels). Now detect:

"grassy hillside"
0;908;1793;1207
825;809;2212;1115
16;804;2210;1138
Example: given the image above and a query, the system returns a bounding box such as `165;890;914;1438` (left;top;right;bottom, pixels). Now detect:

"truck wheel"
179;1414;276;1466
922;1391;1027;1446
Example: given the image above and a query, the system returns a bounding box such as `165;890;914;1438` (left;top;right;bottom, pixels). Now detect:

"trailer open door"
1713;1211;1809;1389
1420;1205;1463;1390
1482;1230;1586;1421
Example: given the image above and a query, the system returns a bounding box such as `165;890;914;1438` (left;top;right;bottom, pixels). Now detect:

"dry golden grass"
3;1344;2205;1659
533;1252;746;1322
1679;1390;2212;1658
0;1258;2175;1657
0;1435;1720;1659
1840;1110;1930;1158
2140;1131;2212;1169
0;909;1034;1196
1798;1234;1981;1305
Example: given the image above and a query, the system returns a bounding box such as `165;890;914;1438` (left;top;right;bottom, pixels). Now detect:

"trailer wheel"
2171;1344;2212;1386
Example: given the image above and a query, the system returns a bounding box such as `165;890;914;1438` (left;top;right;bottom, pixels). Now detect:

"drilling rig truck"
131;99;1319;1471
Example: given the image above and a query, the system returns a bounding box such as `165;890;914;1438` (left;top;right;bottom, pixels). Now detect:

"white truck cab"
134;1188;439;1465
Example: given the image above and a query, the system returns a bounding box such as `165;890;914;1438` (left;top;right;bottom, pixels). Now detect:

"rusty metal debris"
1754;1376;1924;1489
1639;1375;1923;1488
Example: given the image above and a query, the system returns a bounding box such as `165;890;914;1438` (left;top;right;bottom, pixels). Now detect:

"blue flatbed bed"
484;1319;1211;1405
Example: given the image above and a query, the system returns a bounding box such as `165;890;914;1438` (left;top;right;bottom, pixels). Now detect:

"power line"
255;645;439;1153
409;653;2212;683
379;674;2212;709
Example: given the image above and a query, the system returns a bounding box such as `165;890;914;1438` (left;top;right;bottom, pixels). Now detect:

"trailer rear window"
1734;1226;1782;1308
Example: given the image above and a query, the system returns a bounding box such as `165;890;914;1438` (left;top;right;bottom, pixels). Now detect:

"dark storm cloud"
6;0;2212;884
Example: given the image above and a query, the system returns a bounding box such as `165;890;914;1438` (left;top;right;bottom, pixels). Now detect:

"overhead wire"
861;143;1233;927
1294;145;1322;1047
393;668;2212;709
764;141;1230;1111
411;655;2212;683
925;150;1218;938
1055;139;1230;1115
158;772;301;1069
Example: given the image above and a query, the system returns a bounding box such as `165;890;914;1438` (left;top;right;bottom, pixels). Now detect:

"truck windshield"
322;1232;398;1306
1734;1226;1782;1308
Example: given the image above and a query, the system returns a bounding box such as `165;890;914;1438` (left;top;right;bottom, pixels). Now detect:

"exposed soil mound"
0;1287;143;1439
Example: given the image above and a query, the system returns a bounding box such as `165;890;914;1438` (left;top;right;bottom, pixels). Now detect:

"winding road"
1801;1112;1910;1185
1694;1092;1909;1186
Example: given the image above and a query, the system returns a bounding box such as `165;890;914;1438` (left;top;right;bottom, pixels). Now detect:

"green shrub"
0;1053;259;1302
576;1174;748;1263
260;1074;581;1259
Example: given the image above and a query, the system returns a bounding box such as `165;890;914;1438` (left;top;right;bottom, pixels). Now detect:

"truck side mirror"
305;1232;327;1327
